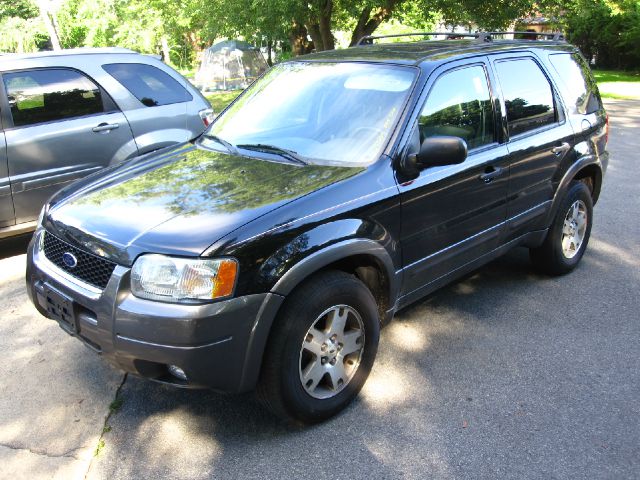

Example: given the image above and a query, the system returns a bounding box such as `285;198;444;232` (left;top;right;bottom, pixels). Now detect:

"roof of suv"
0;47;138;63
300;39;577;66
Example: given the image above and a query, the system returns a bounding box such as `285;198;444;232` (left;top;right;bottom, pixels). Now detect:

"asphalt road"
0;99;638;480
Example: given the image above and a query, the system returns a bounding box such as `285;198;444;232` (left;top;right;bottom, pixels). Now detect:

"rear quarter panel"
536;49;608;207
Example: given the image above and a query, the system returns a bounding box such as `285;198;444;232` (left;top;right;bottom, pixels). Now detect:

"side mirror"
401;136;468;175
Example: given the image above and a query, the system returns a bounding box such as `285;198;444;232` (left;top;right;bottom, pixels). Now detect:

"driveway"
0;99;638;480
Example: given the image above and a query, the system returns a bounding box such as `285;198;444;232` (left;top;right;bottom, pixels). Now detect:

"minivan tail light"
199;108;215;127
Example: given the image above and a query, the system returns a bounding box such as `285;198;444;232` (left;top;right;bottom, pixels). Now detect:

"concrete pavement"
0;238;123;480
0;99;638;479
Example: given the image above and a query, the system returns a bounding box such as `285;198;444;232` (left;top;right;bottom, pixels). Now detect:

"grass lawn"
204;91;242;113
593;69;640;100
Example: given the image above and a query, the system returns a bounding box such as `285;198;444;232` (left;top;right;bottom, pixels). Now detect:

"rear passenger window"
549;53;601;114
495;59;557;136
103;63;192;107
419;65;495;150
3;69;104;127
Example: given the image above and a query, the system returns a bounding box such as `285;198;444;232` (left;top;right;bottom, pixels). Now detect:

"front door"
1;68;137;224
398;61;509;298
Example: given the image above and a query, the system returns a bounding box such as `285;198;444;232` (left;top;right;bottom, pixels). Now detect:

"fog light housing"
168;364;187;381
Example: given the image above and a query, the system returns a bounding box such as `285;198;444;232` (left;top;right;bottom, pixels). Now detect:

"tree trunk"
187;31;203;65
349;0;405;47
289;21;314;56
307;23;324;51
267;39;273;66
38;0;61;50
317;0;335;51
160;35;171;63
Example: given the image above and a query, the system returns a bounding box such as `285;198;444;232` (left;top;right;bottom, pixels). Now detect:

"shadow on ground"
2;100;637;480
0;234;31;261
87;100;639;480
88;240;639;479
0;235;123;480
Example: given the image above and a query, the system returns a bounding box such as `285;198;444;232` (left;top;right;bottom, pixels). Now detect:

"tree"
206;0;550;54
0;0;39;18
347;0;408;46
37;0;62;50
0;0;49;53
55;0;118;48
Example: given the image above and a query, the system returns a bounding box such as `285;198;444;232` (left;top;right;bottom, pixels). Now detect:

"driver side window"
419;65;495;150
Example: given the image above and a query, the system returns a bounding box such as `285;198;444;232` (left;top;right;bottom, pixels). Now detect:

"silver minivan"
0;48;212;239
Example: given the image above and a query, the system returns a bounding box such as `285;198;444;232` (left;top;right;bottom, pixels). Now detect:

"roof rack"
356;32;482;46
356;31;564;46
485;31;565;41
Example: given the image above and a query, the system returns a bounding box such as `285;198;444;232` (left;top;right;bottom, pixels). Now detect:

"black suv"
26;33;608;424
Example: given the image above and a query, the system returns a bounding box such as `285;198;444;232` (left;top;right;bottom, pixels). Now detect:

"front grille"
43;232;117;289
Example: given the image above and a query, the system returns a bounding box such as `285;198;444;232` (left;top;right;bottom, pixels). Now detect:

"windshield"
203;62;416;166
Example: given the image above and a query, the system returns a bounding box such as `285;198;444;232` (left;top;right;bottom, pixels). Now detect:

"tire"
530;181;593;275
257;270;380;424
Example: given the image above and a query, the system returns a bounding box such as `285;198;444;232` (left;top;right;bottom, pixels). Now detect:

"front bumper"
26;230;284;393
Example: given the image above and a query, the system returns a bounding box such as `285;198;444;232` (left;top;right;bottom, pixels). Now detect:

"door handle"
479;166;504;183
551;142;570;156
92;123;119;133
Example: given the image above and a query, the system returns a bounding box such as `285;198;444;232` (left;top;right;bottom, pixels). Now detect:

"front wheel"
257;270;380;424
530;181;593;275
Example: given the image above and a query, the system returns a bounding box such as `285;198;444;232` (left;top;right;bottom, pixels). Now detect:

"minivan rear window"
103;63;192;107
495;58;557;137
549;53;601;115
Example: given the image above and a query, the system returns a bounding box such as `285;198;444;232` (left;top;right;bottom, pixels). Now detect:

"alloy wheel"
298;305;365;400
561;199;588;259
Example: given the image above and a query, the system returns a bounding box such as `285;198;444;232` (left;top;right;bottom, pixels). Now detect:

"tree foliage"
0;0;39;18
2;0;638;70
0;0;47;53
563;0;640;70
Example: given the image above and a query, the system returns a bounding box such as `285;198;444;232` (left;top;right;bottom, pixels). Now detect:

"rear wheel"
257;270;379;424
530;181;593;275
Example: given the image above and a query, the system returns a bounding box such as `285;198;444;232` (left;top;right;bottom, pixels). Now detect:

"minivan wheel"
257;270;379;424
530;181;593;275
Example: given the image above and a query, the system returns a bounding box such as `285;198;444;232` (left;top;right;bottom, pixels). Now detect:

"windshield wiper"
204;134;239;155
236;143;308;166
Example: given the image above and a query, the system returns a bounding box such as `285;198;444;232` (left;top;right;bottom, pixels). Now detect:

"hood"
45;144;358;265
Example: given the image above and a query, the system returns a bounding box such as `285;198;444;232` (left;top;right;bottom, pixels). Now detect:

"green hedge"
566;0;640;70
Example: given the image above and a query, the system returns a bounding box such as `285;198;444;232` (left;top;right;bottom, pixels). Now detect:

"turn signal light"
212;259;238;298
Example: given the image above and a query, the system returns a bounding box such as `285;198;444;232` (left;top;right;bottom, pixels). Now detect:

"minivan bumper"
26;230;284;393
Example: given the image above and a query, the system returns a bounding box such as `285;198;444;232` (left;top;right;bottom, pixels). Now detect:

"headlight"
131;255;238;302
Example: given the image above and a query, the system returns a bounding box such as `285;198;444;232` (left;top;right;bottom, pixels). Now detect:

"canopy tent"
195;40;268;91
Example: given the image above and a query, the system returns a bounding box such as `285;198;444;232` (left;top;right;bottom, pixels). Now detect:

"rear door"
490;55;575;241
2;67;137;223
0;127;14;228
101;63;196;154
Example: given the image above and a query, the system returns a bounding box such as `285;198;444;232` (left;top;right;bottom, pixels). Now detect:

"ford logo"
62;252;78;268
